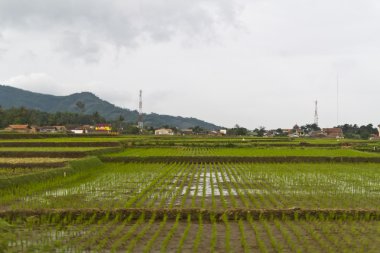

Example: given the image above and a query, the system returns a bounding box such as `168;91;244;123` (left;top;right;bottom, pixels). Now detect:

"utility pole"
138;90;143;131
336;73;339;126
314;100;319;126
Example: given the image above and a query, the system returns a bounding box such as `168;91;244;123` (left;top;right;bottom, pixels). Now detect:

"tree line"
337;124;379;139
1;107;378;139
0;106;106;128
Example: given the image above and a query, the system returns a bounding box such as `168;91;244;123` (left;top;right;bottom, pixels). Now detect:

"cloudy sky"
0;0;379;129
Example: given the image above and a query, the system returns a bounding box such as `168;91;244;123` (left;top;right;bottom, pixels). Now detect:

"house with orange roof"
4;124;37;133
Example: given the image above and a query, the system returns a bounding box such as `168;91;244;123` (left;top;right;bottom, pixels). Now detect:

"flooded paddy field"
5;162;379;210
1;135;380;252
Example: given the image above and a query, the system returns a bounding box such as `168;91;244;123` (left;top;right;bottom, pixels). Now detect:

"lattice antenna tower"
314;100;319;126
138;90;143;130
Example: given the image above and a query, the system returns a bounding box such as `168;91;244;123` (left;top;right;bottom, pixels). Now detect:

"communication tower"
138;90;143;130
314;100;319;126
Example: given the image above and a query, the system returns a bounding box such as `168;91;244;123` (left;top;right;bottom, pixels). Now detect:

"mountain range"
0;85;220;130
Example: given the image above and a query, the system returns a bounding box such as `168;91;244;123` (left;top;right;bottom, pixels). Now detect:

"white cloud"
0;0;243;61
0;48;6;58
3;73;62;94
0;0;379;129
56;31;102;63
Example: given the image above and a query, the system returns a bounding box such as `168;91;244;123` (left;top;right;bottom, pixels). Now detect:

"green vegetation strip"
1;208;379;221
101;156;380;163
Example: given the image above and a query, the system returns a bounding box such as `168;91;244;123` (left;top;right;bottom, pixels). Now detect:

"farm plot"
0;158;81;182
5;162;380;210
1;215;379;252
0;167;64;178
107;147;380;157
0;158;74;164
0;142;120;166
1;160;380;252
126;137;299;147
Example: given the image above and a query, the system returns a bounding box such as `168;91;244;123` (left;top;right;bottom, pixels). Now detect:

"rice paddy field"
106;146;380;157
0;134;379;252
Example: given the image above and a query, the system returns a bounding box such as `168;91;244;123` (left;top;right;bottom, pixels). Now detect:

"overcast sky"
0;0;379;129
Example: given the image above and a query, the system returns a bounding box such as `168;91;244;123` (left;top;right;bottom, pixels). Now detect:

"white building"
155;128;174;135
71;129;86;134
220;129;227;135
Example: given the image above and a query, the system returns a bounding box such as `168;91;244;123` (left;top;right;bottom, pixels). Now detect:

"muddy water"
180;172;238;197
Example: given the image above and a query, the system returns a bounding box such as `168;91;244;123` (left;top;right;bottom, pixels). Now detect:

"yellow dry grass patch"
0;158;74;164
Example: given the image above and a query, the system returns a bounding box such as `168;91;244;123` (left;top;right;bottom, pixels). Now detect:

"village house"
181;129;193;135
70;128;86;134
38;126;67;133
372;124;380;139
281;129;292;135
219;129;227;135
208;130;220;136
265;130;277;137
155;128;174;135
68;125;93;134
322;128;344;138
309;130;327;138
95;124;112;133
4;124;37;133
287;125;304;137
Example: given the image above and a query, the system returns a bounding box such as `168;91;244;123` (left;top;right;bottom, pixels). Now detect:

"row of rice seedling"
96;213;135;251
1;136;378;252
76;212;120;250
4;162;379;210
191;164;202;207
3;216;379;252
6;162;184;250
108;147;380;157
127;163;185;208
141;214;168;252
0;157;105;206
107;147;213;157
160;214;181;252
1;160;378;251
180;163;197;208
239;163;380;209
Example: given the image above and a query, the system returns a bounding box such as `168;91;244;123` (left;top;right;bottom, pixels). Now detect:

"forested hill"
0;85;220;130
